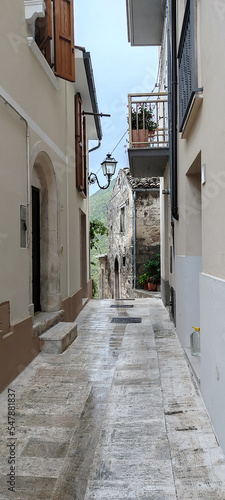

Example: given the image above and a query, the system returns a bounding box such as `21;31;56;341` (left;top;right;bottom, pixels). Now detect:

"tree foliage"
89;181;115;297
90;219;108;251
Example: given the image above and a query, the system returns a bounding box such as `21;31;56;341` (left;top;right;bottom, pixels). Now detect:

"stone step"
40;322;77;354
33;310;64;337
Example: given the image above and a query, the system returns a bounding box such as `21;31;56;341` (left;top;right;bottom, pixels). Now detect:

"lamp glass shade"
101;154;117;177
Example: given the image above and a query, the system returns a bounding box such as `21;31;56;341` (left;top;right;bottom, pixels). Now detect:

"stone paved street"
0;297;225;499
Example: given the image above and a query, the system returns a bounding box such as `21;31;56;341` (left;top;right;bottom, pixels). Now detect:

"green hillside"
89;179;115;296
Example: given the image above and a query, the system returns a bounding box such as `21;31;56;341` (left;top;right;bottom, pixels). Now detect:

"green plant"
89;220;108;297
92;278;98;298
131;103;157;132
144;253;160;284
138;272;149;285
90;219;108;251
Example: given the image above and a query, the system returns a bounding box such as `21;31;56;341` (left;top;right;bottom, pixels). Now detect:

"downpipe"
133;190;136;289
170;0;179;221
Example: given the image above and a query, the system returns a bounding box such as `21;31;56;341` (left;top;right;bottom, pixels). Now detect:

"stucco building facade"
126;0;225;454
99;169;160;299
0;0;102;391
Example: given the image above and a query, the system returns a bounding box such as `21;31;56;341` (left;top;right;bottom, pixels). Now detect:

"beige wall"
0;100;30;321
0;94;89;323
174;1;225;451
0;0;94;324
0;0;97;390
160;163;174;305
175;1;225;278
130;0;225;455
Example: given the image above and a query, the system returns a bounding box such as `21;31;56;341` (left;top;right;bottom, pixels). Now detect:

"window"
75;94;87;196
178;0;197;131
35;0;75;82
120;206;125;233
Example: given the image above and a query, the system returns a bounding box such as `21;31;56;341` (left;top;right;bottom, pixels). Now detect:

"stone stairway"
32;310;78;355
39;322;78;354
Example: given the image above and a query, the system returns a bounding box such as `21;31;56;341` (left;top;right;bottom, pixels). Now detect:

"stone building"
99;169;160;299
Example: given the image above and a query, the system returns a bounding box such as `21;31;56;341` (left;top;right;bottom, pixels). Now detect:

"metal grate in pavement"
110;305;134;308
111;317;142;324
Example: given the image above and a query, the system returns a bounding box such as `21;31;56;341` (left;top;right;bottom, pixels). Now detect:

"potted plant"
144;253;160;291
131;103;157;147
138;272;149;290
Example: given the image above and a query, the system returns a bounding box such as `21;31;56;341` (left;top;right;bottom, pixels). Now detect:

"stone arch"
32;147;61;312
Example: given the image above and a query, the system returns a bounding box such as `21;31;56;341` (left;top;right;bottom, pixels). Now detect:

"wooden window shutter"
54;0;75;82
35;0;52;65
75;94;84;191
178;0;196;131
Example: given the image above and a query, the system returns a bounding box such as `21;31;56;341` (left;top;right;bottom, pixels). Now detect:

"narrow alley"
0;297;225;500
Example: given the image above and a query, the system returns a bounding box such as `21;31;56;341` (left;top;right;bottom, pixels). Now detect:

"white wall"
200;272;225;452
176;256;202;347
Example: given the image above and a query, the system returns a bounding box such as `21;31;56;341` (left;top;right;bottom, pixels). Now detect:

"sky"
75;0;159;195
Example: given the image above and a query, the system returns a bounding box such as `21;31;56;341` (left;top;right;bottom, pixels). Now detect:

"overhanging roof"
126;0;166;46
75;47;102;141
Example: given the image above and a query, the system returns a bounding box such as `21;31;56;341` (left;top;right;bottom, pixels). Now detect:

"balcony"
127;93;169;178
126;0;166;46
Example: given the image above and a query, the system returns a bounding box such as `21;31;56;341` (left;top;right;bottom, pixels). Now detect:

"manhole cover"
110;305;134;308
111;317;142;324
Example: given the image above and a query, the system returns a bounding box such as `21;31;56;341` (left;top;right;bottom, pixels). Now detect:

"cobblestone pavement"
0;297;225;500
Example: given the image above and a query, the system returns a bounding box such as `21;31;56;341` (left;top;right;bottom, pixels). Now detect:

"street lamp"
88;153;117;190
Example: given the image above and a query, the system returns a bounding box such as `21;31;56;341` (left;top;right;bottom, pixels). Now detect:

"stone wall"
107;170;134;299
136;191;160;279
99;170;160;298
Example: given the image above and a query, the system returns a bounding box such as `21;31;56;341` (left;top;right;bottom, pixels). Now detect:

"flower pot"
132;129;148;148
148;282;157;291
144;283;148;290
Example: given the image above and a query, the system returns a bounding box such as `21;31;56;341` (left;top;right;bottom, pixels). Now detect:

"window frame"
75;94;87;197
35;0;75;82
178;0;197;131
120;206;125;233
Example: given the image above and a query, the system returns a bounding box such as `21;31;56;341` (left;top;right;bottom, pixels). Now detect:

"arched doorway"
32;149;60;312
114;256;120;299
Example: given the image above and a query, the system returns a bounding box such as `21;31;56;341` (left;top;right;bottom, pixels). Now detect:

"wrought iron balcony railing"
128;93;168;149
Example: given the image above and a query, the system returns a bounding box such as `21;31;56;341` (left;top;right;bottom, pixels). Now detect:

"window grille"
178;0;196;131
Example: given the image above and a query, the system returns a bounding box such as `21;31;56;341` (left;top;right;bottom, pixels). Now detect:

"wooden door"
32;187;41;313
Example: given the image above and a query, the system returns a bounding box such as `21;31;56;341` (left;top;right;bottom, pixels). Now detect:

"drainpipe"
166;1;173;211
89;139;101;153
26;126;30;247
170;0;179;221
0;95;30;246
133;190;137;289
